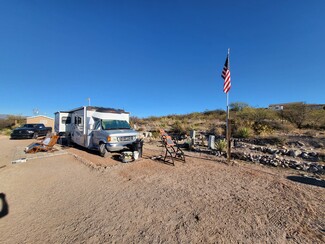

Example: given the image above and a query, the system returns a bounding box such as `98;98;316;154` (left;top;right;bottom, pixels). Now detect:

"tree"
306;110;325;129
282;103;309;129
230;102;249;112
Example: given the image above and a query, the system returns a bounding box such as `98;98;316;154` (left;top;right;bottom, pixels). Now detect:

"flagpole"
226;48;231;164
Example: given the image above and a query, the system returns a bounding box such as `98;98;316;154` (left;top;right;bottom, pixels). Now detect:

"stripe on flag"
221;55;231;93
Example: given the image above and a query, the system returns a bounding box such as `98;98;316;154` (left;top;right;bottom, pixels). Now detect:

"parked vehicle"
10;123;52;139
54;106;139;157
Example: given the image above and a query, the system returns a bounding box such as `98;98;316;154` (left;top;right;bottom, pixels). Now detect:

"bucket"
133;151;139;160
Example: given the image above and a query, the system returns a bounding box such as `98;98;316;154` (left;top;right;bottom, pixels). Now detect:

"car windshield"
101;120;131;130
23;124;35;128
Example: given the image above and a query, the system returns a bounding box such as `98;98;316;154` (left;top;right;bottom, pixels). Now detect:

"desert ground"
0;135;324;243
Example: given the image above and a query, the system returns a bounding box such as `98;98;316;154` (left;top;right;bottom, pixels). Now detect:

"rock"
300;152;309;159
231;152;246;160
288;160;299;169
302;163;310;171
308;165;319;173
289;149;302;158
308;152;318;157
270;161;278;167
314;142;324;149
297;141;305;147
267;148;278;154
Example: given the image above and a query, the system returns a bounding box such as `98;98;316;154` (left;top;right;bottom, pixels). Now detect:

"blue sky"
0;0;324;118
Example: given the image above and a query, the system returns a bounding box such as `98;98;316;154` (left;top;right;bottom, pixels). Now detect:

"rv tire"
99;143;110;158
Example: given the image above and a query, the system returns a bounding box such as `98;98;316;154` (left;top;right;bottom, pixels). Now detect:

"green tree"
282;103;309;129
230;102;249;112
306;109;325;129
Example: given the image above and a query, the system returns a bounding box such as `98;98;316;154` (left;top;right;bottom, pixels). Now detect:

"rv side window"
94;119;101;130
62;116;71;124
74;116;82;125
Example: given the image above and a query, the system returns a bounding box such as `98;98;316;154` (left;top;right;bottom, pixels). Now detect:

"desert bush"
235;127;252;138
0;119;12;130
252;123;273;135
203;110;226;121
272;121;296;133
215;139;227;152
146;116;160;122
151;130;161;139
282;103;309;129
0;115;26;130
0;128;12;136
230;102;249;112
305;110;325;129
170;121;189;136
208;124;224;137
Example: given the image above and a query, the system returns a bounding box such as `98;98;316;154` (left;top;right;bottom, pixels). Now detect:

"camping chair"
159;129;185;165
25;135;59;153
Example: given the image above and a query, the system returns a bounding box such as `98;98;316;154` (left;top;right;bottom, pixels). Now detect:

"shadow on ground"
0;193;9;218
287;176;325;188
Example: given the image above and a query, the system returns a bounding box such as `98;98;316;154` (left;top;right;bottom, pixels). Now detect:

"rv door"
71;112;85;146
61;115;72;133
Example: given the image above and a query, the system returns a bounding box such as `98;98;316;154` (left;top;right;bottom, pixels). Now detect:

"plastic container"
133;151;139;160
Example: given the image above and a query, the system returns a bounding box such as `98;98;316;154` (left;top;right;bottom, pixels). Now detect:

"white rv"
54;106;139;157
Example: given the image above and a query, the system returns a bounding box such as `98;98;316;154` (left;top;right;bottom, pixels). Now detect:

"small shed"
27;115;54;130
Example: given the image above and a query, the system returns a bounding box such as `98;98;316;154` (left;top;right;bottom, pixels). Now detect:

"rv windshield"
101;120;131;130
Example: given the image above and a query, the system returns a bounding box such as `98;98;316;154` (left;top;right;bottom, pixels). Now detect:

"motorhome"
54;106;139;157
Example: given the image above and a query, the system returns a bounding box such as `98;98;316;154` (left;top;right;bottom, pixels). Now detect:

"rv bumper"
105;143;133;152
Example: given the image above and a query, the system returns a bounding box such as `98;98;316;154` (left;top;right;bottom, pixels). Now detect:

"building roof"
27;115;54;120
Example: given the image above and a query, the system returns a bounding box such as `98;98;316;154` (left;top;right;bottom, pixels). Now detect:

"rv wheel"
99;143;110;158
33;133;38;139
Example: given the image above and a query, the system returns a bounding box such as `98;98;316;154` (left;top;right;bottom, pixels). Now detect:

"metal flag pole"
226;48;231;164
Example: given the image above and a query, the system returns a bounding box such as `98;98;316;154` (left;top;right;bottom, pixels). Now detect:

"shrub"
253;123;273;135
208;124;224;136
0;128;12;136
272;121;296;133
215;139;227;152
170;121;190;136
235;127;252;138
151;130;160;139
281;103;309;129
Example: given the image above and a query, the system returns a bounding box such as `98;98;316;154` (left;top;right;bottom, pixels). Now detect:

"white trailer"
54;106;139;157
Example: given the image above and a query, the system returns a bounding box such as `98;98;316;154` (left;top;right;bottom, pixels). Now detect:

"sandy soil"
0;136;324;243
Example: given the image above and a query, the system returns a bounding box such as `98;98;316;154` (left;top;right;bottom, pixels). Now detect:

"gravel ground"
0;136;324;243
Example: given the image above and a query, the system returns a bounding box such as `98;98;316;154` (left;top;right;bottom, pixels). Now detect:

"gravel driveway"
0;136;324;243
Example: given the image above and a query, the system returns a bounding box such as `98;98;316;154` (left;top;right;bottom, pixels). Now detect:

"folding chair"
25;135;59;153
160;129;185;165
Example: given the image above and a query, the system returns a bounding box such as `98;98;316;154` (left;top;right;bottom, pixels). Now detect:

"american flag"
221;54;231;93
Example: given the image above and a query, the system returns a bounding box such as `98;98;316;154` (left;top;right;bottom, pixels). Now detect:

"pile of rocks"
231;151;325;174
231;141;325;174
235;142;325;162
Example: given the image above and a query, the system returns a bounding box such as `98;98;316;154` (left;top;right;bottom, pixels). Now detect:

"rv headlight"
107;136;118;143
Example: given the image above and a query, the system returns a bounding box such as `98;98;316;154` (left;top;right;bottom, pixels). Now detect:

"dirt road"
0;136;324;243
